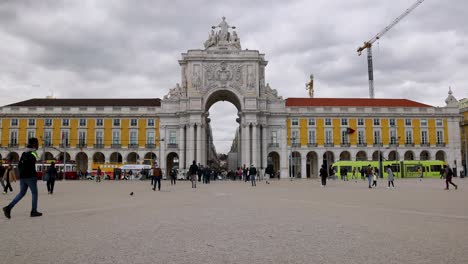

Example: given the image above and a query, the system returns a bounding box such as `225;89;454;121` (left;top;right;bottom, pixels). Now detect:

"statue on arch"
212;16;235;42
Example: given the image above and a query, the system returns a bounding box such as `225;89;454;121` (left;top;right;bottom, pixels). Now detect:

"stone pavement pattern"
1;178;467;264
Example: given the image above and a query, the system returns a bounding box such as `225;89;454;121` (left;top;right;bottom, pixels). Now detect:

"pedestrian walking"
387;167;394;189
3;164;16;194
197;164;202;182
96;167;102;183
319;164;327;187
236;167;242;181
45;162;58;194
152;165;163;191
149;166;155;186
3;137;42;219
265;165;273;184
249;164;257;187
444;165;458;190
189;160;198;188
170;167;177;185
366;165;373;188
243;164;249;182
372;169;377;187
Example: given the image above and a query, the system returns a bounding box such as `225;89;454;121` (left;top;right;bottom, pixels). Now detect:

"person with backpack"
152;165;163;191
3;137;42;219
3;164;17;194
444;165;458;190
189;160;198;188
46;162;58;194
170;167;177;185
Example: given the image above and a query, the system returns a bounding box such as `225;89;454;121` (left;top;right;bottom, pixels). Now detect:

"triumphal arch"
159;17;289;177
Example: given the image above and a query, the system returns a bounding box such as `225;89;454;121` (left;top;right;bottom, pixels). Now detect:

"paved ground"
1;177;467;264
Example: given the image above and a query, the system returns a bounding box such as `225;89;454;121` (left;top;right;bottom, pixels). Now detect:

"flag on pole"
346;127;355;135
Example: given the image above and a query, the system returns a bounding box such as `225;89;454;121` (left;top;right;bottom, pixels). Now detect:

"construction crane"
357;0;425;98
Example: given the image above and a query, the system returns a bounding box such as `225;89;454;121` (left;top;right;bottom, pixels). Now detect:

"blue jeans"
367;175;372;187
8;178;38;211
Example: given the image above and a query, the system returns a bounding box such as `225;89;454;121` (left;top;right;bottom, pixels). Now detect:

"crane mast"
357;0;425;98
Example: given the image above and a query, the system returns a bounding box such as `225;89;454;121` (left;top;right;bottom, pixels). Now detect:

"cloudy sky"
1;0;467;153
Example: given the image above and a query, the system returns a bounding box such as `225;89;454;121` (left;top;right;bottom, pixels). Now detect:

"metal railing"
167;143;178;149
94;144;104;148
128;144;139;149
145;143;156;148
268;143;279;148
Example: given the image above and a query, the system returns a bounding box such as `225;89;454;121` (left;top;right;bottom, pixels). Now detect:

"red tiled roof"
6;98;161;107
285;98;433;108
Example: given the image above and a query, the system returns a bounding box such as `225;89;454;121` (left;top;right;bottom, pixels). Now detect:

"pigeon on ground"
130;192;134;196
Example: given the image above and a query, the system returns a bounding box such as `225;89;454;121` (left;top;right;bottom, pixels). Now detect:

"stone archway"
7;152;19;163
323;151;335;170
339;151;351;161
110;152;123;163
420;150;430;160
75;152;88;172
356;151;367;161
290;151;301;178
57;152;71;162
43;152;54;160
388;150;399;161
267;152;280;178
306;151;318;178
93;152;105;164
127;152;139;164
372;151;380;161
435;150;445;161
166;152;179;175
404;151;415;160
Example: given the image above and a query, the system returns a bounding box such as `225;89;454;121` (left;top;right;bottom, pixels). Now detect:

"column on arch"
159;125;166;172
196;123;202;165
186;124;194;169
301;151;307;178
252;123;258;168
242;123;251;167
280;125;288;179
261;124;268;172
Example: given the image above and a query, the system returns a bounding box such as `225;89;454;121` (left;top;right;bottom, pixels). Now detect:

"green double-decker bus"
331;160;445;178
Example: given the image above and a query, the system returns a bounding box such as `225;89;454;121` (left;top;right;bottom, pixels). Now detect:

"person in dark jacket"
170;167;177;185
249;164;257;187
189;160;198;188
46;162;58;194
320;164;328;187
444;165;458;190
0;165;5;191
152;166;163;191
3;137;42;219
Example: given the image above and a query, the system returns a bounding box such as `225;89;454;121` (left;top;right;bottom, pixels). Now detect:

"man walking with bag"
3;138;42;219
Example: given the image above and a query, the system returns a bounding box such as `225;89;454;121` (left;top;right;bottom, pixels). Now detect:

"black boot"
30;210;43;217
3;206;11;219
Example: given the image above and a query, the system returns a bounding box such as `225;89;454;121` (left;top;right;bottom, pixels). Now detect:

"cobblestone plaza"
1;178;467;264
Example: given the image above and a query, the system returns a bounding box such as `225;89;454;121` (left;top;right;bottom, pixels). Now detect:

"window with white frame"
436;130;444;144
325;129;333;144
95;131;104;145
358;129;365;144
405;119;412;126
147;119;155;127
96;119;103;127
420;119;427;127
341;129;349;144
390;129;397;144
27;130;35;141
341;118;348;126
325;118;332;126
130;130;138;145
271;131;277;144
436;119;443;127
291;118;299;126
308;130;316;144
78;131;86;145
146;131;155;144
130;119;138;127
373;129;381;144
44;130;52;146
28;119;35;126
421;130;428;144
10;130;18;145
11;119;18;126
373;118;380;126
61;130;69;145
358;118;364;126
405;130;413;144
291;130;299;144
169;130;177;144
308;118;315;126
62;119;69;126
45;119;52;127
79;119;86;127
112;130;121;144
389;119;396;127
113;119;120;126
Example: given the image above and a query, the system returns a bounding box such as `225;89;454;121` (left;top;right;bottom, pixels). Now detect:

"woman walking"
46;162;58;194
3;164;16;194
387;167;394;189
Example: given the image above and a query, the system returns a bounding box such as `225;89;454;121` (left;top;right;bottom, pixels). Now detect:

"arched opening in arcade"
339;151;351;161
93;152;105;164
144;152;158;166
42;152;54;161
289;151;301;178
110;152;123;163
166;152;179;175
204;89;242;172
7;152;19;163
323;151;335;171
404;151;415;160
267;152;280;178
306;151;318;178
388;150;399;161
75;152;88;172
127;152;139;164
356;151;367;161
420;150;430;160
57;152;71;162
435;151;446;161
